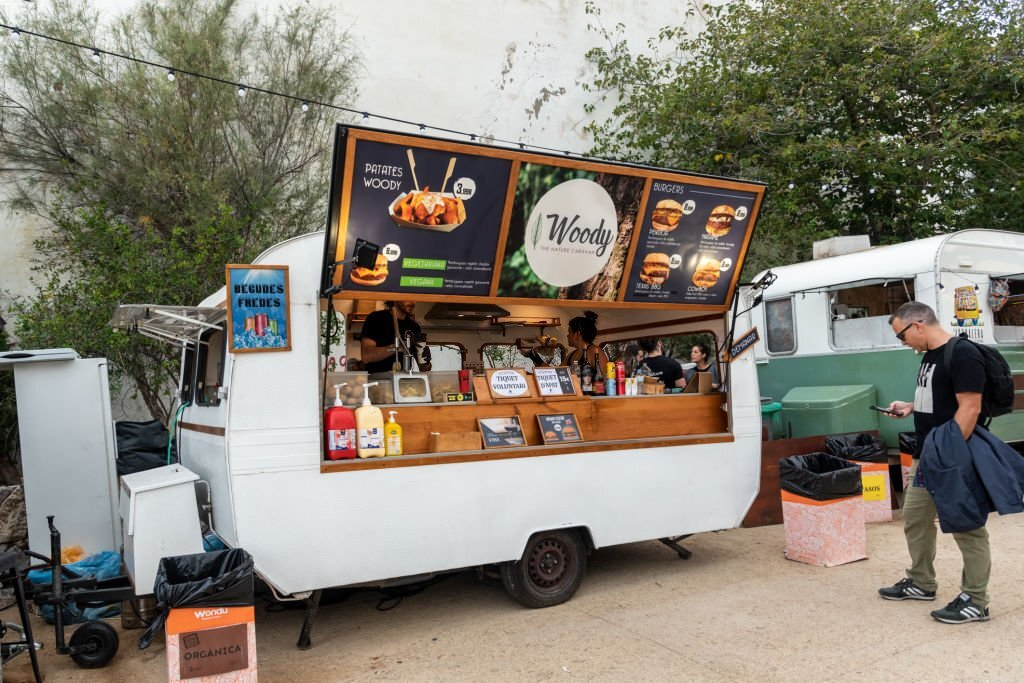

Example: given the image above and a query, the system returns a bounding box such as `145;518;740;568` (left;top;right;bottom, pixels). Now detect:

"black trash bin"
778;453;863;500
139;548;254;650
824;433;886;463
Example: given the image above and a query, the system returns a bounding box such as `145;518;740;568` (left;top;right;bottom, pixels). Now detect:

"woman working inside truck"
527;311;609;372
683;343;721;391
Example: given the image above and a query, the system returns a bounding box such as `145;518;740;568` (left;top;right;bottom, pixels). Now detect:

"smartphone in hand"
869;404;901;417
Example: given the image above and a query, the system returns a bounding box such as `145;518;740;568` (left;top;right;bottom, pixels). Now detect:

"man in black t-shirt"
360;301;429;374
878;301;990;624
637;338;684;388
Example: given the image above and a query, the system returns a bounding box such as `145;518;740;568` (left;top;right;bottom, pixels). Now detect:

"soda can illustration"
255;313;266;336
269;318;279;336
244;316;255;332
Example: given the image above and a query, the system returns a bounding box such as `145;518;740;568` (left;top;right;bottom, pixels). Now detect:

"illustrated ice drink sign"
226;265;291;353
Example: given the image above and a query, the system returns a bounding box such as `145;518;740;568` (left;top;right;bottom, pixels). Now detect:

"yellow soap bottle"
355;382;386;458
385;410;403;457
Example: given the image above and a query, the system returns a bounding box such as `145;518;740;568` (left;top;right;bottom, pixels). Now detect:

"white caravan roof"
756;229;1024;298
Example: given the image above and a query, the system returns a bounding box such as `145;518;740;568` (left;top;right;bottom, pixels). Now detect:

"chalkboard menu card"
537;413;583;444
478;416;527;449
534;367;578;396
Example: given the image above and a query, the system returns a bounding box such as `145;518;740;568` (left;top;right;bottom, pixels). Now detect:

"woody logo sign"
524;178;618;287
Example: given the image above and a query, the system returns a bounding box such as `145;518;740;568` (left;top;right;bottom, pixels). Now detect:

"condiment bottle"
355;382;386;458
385;410;403;457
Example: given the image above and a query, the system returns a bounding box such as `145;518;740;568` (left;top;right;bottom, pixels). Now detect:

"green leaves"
0;0;361;422
585;0;1024;276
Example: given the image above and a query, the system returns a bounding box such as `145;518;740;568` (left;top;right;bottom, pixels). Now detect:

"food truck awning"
109;304;223;346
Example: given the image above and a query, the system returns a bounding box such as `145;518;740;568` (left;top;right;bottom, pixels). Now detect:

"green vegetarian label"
403;257;446;271
400;275;444;288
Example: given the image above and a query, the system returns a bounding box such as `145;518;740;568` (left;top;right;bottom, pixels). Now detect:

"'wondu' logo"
524;179;618;287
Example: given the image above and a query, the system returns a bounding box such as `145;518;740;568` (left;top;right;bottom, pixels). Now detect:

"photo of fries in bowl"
388;151;468;232
389;189;466;231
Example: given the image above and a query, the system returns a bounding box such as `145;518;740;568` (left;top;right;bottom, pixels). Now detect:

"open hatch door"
110;304;223;347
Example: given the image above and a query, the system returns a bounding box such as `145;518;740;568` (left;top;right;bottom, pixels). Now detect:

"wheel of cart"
500;528;589;608
20;516;137;671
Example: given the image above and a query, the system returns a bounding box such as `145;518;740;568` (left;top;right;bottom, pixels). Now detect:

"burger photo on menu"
639;253;671;285
705;205;736;237
691;257;722;289
349;254;389;287
650;199;683;232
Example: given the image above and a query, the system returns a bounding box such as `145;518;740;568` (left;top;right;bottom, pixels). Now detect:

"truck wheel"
69;620;119;668
500;529;587;608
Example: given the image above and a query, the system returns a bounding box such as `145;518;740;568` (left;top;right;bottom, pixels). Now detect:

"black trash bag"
898;431;918;455
825;433;887;463
779;453;863;500
138;549;254;650
115;420;175;475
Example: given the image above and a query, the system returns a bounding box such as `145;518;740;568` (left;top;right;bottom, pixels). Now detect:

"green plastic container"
760;401;783;440
780;385;878;439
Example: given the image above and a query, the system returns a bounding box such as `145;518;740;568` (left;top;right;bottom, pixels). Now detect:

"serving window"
829;279;914;349
993;278;1024;342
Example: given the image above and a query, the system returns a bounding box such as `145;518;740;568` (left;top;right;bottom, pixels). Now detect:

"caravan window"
765;298;796;354
180;343;197;402
829;279;914;349
195;327;226;406
481;343;564;371
993;278;1024;343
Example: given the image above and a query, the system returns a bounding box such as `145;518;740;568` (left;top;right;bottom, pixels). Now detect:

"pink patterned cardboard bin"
854;460;892;523
781;490;867;567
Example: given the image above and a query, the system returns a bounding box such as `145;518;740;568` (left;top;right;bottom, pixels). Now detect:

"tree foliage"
584;0;1024;275
0;0;359;422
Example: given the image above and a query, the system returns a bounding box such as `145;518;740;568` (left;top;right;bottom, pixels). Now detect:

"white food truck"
111;126;770;646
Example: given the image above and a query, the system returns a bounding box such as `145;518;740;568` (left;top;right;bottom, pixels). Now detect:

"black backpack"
942;335;1015;425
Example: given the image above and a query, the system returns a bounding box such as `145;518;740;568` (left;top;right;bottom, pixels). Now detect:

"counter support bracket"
296;589;323;650
659;535;693;560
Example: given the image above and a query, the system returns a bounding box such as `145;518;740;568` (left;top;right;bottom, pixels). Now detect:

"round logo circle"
669;254;683;269
524;179;618;288
682;199;696;215
382;243;401;262
735;206;748;220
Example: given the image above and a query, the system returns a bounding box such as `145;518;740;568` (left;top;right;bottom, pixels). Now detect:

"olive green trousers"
903;461;991;607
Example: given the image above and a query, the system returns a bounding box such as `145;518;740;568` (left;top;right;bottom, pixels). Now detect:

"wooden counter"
321;392;730;473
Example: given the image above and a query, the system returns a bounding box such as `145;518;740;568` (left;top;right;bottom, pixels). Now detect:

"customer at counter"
360;301;431;373
684;343;721;391
637;338;684;388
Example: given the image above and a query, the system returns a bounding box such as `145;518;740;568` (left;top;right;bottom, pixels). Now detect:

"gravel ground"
3;514;1024;682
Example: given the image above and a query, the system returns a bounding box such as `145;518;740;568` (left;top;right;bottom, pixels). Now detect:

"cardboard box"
781;490;866;567
166;606;257;682
855;460;892;523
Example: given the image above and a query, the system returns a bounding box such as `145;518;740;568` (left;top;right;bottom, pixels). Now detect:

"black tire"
500;529;587;608
69;620;119;669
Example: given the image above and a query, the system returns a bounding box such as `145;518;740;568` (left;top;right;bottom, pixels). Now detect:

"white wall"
1;0;710;305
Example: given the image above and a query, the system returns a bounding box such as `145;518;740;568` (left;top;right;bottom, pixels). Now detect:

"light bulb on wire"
237;85;246;98
166;69;175;82
91;50;101;63
11;28;21;41
301;101;309;113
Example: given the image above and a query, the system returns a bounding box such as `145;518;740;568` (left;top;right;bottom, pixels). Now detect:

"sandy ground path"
3;515;1023;682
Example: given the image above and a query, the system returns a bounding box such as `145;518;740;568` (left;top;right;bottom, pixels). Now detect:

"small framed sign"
485;368;535;399
478;416;527;449
226;264;291;353
534;367;578;396
727;327;759;362
537;413;583;444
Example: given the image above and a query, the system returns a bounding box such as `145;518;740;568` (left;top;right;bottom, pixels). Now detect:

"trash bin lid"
760;401;783;415
781;385;874;409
